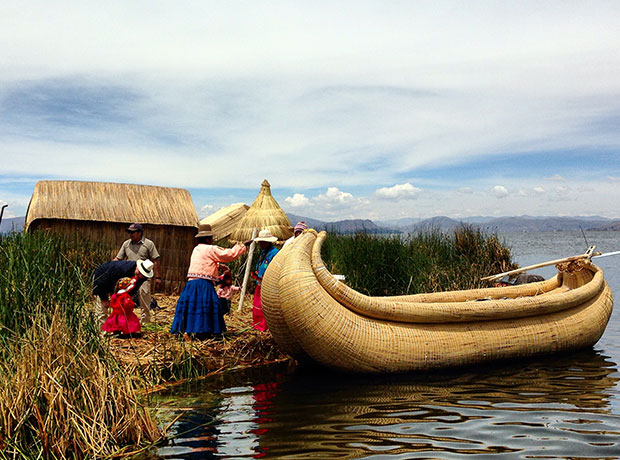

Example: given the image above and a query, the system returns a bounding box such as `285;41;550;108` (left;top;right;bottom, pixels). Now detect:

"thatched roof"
200;203;249;241
25;180;200;230
229;180;292;242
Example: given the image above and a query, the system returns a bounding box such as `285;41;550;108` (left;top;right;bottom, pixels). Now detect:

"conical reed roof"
230;180;293;242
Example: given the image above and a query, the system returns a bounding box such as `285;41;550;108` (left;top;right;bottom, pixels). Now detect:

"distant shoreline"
4;214;619;235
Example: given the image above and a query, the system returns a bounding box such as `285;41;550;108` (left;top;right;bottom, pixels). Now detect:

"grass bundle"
0;310;160;458
201;203;249;241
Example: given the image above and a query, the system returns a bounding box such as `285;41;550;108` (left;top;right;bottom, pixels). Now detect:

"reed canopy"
25;180;200;293
229;179;292;242
201;202;249;241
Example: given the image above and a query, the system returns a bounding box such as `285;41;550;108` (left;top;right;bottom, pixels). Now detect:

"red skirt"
102;310;141;334
252;284;268;331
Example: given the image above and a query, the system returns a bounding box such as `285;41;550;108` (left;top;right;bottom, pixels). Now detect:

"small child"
102;277;141;336
217;271;240;316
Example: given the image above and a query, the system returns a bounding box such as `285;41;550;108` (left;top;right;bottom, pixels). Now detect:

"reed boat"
261;230;614;373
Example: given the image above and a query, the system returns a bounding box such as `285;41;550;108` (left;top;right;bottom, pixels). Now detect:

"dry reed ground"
105;291;290;384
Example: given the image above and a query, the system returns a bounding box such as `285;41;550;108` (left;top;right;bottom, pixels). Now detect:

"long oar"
237;228;258;312
592;250;620;259
481;245;597;282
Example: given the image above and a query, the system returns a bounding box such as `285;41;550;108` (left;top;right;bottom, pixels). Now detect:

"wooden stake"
238;228;258;312
481;245;596;282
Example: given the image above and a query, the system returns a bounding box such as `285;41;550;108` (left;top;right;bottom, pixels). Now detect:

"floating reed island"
261;230;614;373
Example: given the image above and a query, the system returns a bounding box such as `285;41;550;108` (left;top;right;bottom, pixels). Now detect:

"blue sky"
1;1;619;221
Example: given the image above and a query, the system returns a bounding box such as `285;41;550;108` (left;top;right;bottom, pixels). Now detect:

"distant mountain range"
0;216;25;234
3;214;619;235
286;214;392;234
289;214;620;234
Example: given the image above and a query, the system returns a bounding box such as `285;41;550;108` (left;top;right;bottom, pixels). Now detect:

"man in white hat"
92;259;154;325
114;223;160;323
251;228;279;331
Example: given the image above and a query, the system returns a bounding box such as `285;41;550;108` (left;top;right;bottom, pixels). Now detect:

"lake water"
154;231;620;459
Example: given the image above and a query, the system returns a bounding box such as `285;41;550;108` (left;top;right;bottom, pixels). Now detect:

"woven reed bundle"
311;231;604;323
200;203;249;241
263;231;613;373
229;180;292;242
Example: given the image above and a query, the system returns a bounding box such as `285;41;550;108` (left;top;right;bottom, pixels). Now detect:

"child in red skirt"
217;271;240;315
102;277;141;336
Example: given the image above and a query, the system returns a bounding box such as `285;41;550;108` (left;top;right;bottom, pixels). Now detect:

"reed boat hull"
261;231;614;373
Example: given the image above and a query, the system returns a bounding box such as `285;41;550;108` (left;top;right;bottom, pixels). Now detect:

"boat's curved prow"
261;230;614;373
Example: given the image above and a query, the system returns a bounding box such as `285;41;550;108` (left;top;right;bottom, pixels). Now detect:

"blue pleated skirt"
170;279;226;334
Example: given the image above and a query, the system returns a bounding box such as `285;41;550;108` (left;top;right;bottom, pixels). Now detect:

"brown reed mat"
104;292;290;380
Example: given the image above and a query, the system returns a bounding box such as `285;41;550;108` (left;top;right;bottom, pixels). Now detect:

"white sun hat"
253;228;278;243
137;259;155;278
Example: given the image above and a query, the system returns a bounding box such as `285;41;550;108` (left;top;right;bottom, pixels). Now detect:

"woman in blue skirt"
171;224;248;339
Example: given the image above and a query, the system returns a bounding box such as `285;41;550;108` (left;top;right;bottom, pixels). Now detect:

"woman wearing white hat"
170;224;248;339
251;228;279;331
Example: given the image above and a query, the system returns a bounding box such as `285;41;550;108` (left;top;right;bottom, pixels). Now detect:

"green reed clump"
0;231;110;341
321;226;517;296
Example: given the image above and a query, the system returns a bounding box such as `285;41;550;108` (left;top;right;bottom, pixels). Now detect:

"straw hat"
137;259;155;278
195;223;215;238
254;228;278;243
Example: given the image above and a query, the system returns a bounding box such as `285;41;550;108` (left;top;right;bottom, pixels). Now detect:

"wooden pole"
481;245;596;282
237;228;258;312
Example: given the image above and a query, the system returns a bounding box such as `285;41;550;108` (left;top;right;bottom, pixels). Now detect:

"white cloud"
457;187;474;194
285;193;310;207
491;185;509;198
533;186;546;194
282;186;370;219
375;182;422;200
547;174;566;182
316;187;356;205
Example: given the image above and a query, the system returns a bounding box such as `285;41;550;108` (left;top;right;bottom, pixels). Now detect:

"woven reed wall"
29;219;196;293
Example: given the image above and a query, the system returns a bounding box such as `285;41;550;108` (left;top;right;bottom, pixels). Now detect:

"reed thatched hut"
25;180;199;293
200;203;249;241
229;179;292;243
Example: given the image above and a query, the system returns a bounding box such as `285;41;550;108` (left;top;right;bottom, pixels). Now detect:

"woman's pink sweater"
187;243;247;280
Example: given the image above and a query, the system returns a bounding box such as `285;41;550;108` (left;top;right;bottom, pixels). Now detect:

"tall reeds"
0;232;161;458
0;231;108;340
320;226;516;296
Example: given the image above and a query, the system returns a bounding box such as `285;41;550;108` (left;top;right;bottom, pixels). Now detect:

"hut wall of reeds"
230;180;292;242
25;180;199;293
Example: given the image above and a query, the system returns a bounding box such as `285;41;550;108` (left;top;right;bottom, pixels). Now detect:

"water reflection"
156;351;620;459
